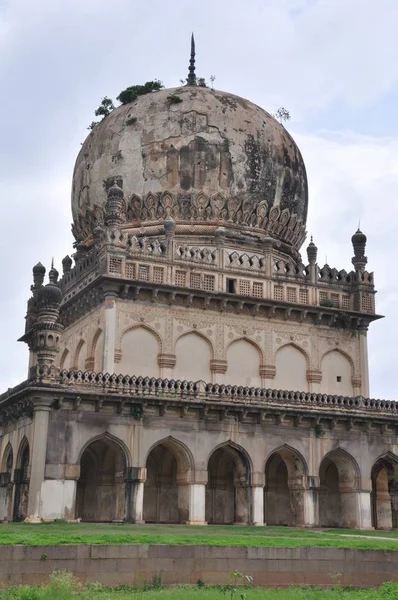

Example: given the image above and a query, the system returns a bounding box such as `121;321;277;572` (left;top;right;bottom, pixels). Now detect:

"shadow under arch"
371;451;398;529
0;442;14;522
319;447;361;528
206;440;253;525
143;436;194;524
265;444;308;527
76;433;129;522
13;437;30;522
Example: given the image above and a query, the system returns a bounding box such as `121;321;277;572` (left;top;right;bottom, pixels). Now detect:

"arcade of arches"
1;436;397;529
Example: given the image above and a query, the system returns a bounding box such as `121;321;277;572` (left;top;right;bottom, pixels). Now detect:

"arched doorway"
76;437;127;522
143;440;192;523
13;439;29;522
319;450;359;528
0;444;13;522
206;444;251;524
371;455;398;529
265;447;307;526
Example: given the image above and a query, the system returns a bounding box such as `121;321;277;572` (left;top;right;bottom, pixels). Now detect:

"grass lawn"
0;522;397;551
1;573;398;600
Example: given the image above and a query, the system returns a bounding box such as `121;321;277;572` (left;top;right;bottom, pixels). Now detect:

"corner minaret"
187;33;196;86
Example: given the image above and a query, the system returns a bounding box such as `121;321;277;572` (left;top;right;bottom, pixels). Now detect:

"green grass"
1;573;398;600
0;523;398;551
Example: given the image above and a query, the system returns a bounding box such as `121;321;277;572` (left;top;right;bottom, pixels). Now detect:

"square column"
251;473;265;526
27;400;51;518
125;467;146;523
187;470;207;525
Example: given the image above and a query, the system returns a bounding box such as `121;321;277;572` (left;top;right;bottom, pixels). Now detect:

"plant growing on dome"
117;80;164;105
274;106;291;124
167;94;183;104
94;96;115;118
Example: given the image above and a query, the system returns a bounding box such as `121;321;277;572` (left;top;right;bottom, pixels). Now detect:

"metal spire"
187;33;196;85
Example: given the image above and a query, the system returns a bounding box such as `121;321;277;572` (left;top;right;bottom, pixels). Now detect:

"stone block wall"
0;545;397;588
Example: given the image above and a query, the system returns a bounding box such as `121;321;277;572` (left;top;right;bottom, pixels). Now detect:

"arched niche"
76;436;127;522
225;339;261;387
265;446;307;526
321;350;354;396
206;443;251;524
371;454;398;530
273;344;308;392
13;438;29;522
60;348;70;370
0;443;14;522
143;438;193;524
75;339;87;371
118;326;160;377
91;329;104;372
319;449;359;528
175;332;212;382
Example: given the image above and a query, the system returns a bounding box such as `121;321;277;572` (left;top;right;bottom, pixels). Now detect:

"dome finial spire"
187;32;196;86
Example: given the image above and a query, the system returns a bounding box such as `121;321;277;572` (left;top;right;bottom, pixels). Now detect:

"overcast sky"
1;0;398;398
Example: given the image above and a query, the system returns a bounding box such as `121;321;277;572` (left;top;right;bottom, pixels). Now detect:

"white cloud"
1;0;398;399
296;130;398;398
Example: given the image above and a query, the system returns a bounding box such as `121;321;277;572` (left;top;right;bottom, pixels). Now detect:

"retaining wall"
0;545;397;588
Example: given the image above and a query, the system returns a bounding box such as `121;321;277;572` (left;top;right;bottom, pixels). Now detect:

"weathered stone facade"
1;57;395;530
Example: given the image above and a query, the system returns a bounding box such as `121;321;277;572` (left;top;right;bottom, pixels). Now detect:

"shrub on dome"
117;80;164;105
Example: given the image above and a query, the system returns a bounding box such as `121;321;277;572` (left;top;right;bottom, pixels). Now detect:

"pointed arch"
74;338;87;371
13;437;30;522
77;432;131;467
273;342;309;392
371;452;398;529
90;328;104;372
206;441;253;524
119;323;163;352
319;448;360;528
264;443;308;477
143;436;194;524
321;348;354;396
59;348;70;371
175;330;213;382
1;442;13;473
118;324;161;378
225;337;262;387
76;433;129;522
265;444;308;526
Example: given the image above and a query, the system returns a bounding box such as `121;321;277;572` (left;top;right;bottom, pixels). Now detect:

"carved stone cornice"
72;191;307;252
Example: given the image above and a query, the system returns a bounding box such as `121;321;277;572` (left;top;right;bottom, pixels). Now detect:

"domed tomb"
72;85;308;251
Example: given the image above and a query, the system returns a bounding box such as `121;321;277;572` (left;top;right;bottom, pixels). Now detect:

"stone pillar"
359;329;370;397
259;365;275;388
210;360;227;385
125;467;146;523
103;292;118;374
304;477;319;527
27;400;51;518
187;484;207;525
357;489;373;529
158;354;176;379
251;473;265;526
307;371;322;394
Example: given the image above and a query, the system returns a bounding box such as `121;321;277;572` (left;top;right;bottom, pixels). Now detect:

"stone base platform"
0;545;397;588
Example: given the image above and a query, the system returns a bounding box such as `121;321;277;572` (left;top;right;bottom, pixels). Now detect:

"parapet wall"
0;545;397;588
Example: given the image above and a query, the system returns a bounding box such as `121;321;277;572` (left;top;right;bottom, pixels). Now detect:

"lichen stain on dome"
71;85;308;247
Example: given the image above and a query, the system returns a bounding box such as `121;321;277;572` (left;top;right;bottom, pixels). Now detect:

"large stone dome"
72;85;308;250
